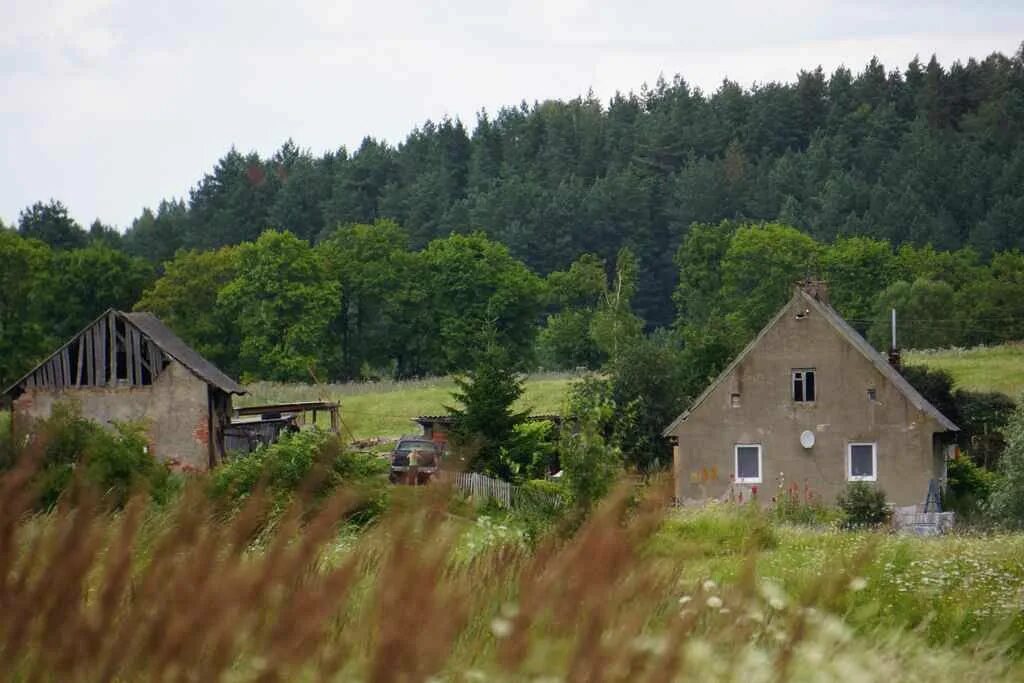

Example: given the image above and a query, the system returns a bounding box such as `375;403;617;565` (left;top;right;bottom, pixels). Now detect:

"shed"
412;414;563;449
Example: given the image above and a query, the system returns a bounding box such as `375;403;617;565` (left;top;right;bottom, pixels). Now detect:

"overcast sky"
2;1;1022;230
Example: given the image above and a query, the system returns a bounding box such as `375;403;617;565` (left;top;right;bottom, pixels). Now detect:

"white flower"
848;577;868;592
490;617;513;638
702;579;718;592
678;595;692;605
706;596;723;609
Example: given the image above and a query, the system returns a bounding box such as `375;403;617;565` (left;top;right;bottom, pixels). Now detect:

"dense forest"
3;47;1024;392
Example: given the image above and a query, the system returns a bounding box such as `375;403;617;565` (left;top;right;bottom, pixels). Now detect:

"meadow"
233;342;1024;443
240;372;576;440
2;470;1022;682
906;343;1024;396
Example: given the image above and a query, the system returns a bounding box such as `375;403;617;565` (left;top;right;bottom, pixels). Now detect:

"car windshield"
396;441;437;454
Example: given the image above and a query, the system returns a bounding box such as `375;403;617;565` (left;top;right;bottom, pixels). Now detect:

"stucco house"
2;310;247;470
663;282;958;506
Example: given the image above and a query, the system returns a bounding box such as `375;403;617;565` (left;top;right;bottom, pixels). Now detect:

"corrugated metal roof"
662;288;958;436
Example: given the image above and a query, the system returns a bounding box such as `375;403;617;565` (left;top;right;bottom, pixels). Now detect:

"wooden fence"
436;471;562;510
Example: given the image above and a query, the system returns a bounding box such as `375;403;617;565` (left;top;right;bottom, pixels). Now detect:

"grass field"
236;341;1024;442
240;372;576;440
4;479;1023;681
906;343;1024;397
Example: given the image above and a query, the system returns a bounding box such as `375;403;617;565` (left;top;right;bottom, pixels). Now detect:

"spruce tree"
446;332;529;479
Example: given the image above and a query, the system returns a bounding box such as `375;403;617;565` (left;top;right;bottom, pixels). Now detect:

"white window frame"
734;444;762;484
847;442;877;482
792;368;816;402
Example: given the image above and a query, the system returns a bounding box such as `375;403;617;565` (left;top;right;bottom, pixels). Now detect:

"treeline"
5;49;1024;330
5;217;1024;392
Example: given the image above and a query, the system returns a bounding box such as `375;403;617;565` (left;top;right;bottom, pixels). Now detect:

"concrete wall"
12;360;212;470
670;296;945;506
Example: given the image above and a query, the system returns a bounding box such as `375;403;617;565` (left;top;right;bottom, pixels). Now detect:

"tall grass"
240;372;575;440
2;465;1023;681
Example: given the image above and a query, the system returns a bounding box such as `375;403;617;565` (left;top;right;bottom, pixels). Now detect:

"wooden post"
107;313;117;385
76;338;85;385
131;328;143;385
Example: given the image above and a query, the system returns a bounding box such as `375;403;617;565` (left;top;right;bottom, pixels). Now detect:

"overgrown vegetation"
1;467;1023;681
11;402;177;510
837;483;892;529
209;429;388;523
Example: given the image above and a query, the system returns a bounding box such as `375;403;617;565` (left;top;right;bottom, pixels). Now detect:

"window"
867;388;877;401
734;444;762;484
792;369;816;402
730;393;741;408
847;443;877;481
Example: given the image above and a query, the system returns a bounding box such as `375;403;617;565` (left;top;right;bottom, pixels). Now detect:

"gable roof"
662;288;958;436
3;310;246;397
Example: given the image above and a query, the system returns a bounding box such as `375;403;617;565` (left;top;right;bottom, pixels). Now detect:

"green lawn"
240;372;575;440
906;343;1024;397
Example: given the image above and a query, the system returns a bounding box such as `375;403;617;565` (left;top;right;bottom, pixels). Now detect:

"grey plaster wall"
670;297;945;506
13;360;212;470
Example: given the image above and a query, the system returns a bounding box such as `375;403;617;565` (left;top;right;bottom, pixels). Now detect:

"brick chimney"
799;278;829;304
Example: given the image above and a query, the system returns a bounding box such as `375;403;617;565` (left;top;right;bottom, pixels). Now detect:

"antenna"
891;308;897;350
888;308;902;370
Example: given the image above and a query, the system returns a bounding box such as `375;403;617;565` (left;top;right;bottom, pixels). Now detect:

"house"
2;310;247;470
663;282;958;506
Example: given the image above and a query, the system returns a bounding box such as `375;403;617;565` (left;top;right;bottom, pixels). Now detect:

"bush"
989;398;1024;528
943;454;1001;522
210;429;388;522
559;403;620;511
24;402;176;509
837;482;891;528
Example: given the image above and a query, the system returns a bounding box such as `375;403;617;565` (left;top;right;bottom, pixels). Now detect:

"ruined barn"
2;310;246;470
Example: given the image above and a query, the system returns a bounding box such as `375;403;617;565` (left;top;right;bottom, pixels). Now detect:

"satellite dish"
800;430;815;449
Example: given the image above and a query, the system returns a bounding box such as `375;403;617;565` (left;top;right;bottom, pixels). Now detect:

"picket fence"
436;471;562;510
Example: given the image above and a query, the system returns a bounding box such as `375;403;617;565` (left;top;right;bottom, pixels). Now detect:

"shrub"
23;402;176;509
210;429;388;522
989;398;1024;528
837;482;891;528
559;404;620;512
943;454;1000;522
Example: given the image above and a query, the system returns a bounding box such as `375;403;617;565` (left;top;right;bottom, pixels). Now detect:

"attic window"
867;388;877;401
730;393;741;408
792;369;816;402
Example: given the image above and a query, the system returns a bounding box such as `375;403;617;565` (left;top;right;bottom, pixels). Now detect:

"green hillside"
240;372;575;440
906;344;1024;397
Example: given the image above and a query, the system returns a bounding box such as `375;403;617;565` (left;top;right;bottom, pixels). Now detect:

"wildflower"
848;577;868;592
490;617;513;638
702;579;718;592
706;596;723;609
678;595;692;605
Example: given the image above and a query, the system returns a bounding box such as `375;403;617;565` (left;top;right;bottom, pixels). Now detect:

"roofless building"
2;310;247;470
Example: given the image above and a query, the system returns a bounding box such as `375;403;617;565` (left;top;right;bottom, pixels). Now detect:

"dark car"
389;437;441;484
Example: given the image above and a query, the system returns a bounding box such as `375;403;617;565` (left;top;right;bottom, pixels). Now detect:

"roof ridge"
662;288;958;436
